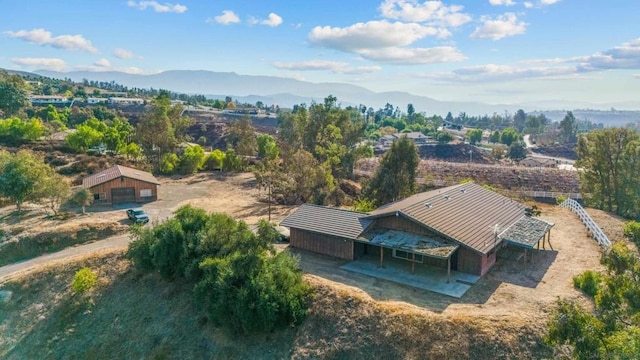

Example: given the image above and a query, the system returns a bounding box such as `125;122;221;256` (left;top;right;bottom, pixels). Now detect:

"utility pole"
469;149;473;163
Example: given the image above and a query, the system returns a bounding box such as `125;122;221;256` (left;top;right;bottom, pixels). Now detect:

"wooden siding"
290;228;354;261
457;246;482;275
88;177;158;204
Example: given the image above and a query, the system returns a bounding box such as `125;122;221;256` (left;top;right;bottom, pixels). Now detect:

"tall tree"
513;109;527;132
0;71;27;116
576;127;640;218
366;137;419;206
560;111;578;144
136;91;192;167
0;150;59;211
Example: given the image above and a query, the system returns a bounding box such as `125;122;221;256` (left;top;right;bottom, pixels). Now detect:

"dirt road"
0;172;296;284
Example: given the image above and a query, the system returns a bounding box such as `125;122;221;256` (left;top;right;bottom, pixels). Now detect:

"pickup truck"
126;208;150;224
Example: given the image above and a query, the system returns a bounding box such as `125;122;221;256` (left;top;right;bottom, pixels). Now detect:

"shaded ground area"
0;250;551;360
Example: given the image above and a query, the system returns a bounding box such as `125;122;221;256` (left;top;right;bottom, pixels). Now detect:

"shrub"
72;267;98;294
623;221;640;246
573;270;602;297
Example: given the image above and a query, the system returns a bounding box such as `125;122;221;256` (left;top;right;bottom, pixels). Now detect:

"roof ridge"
300;203;368;215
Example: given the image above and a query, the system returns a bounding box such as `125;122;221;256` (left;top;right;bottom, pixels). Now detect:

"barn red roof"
82;165;160;188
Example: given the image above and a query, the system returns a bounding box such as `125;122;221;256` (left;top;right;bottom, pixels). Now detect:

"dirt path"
0;172;296;284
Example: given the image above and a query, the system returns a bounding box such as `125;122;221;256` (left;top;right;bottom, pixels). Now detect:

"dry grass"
0;251;552;360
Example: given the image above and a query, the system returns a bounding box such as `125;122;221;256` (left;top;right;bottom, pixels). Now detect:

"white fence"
522;191;582;200
560;198;611;247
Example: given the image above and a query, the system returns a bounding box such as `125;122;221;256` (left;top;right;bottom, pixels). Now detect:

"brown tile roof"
280;204;372;240
82;165;160;188
367;183;526;254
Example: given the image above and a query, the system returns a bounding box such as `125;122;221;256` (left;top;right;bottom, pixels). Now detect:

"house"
378;132;431;148
86;97;102;104
519;157;557;168
281;183;553;277
82;165;160;205
108;97;145;105
29;95;70;105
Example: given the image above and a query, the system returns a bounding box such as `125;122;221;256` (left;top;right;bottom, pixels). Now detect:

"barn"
280;183;554;277
82;165;160;205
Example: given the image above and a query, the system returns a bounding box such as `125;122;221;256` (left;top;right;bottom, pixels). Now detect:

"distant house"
108;97;145;105
519;157;557;168
82;165;160;205
378;132;431;148
281;183;554;277
86;97;102;105
29;95;70;105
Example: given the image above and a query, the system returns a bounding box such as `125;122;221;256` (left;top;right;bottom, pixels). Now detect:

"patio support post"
447;257;451;283
548;229;554;250
379;246;384;267
412;252;415;273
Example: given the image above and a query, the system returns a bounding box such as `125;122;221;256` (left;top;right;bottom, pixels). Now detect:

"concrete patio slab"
341;256;480;298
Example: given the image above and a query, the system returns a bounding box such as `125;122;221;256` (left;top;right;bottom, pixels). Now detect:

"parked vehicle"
126;208;149;224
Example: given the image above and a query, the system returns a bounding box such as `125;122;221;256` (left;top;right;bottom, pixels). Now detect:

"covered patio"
341;229;480;298
499;216;555;268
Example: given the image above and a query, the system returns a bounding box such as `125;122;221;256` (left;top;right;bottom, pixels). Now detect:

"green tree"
623;221;640;245
0;71;27;116
466;128;483;145
257;134;279;160
507;142;527;161
70;188;94;214
489;130;501;143
576;128;640;218
559;111;578;144
366;137;420;206
179;145;205;174
0;150;50;210
500;127;520;146
136;91;192;168
204;149;225;171
513;109;527;132
36;171;70;215
160;153;179;174
65;123;104;152
123;142;142;161
222;148;241;172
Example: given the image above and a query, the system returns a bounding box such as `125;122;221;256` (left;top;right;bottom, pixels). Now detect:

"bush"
573;270;602;297
623;221;640;246
72;267;98;294
126;205;311;334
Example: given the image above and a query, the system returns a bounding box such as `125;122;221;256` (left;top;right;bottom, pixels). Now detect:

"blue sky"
2;0;639;106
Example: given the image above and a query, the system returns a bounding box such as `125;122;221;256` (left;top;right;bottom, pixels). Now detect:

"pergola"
357;229;459;283
499;216;555;267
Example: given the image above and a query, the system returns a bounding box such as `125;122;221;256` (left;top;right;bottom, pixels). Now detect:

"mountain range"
7;68;640;122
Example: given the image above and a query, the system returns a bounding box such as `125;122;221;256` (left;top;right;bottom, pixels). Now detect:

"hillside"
0;250;551;359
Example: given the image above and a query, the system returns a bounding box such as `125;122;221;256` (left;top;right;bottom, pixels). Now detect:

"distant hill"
34;69;516;116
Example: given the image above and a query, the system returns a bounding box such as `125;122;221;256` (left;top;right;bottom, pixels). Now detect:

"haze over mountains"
32;69;638;116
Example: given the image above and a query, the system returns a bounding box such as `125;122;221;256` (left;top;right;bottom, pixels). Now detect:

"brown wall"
457;246;482;275
290;228;354;261
89;177;158;204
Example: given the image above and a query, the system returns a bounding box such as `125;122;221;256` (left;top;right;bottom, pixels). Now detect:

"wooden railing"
560;198;611;247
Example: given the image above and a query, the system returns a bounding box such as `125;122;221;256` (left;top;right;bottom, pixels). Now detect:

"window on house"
140;189;152;197
93;193;106;200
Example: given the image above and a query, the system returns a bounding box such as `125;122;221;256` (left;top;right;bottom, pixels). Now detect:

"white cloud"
358;46;466;64
4;28;98;53
379;0;472;27
634;74;640;79
207;10;240;25
94;58;111;68
113;48;134;59
489;0;516;6
524;1;534;7
126;1;187;13
261;13;283;27
11;57;67;71
578;38;640;71
540;0;559;4
470;13;527;40
272;60;381;74
309;20;445;52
